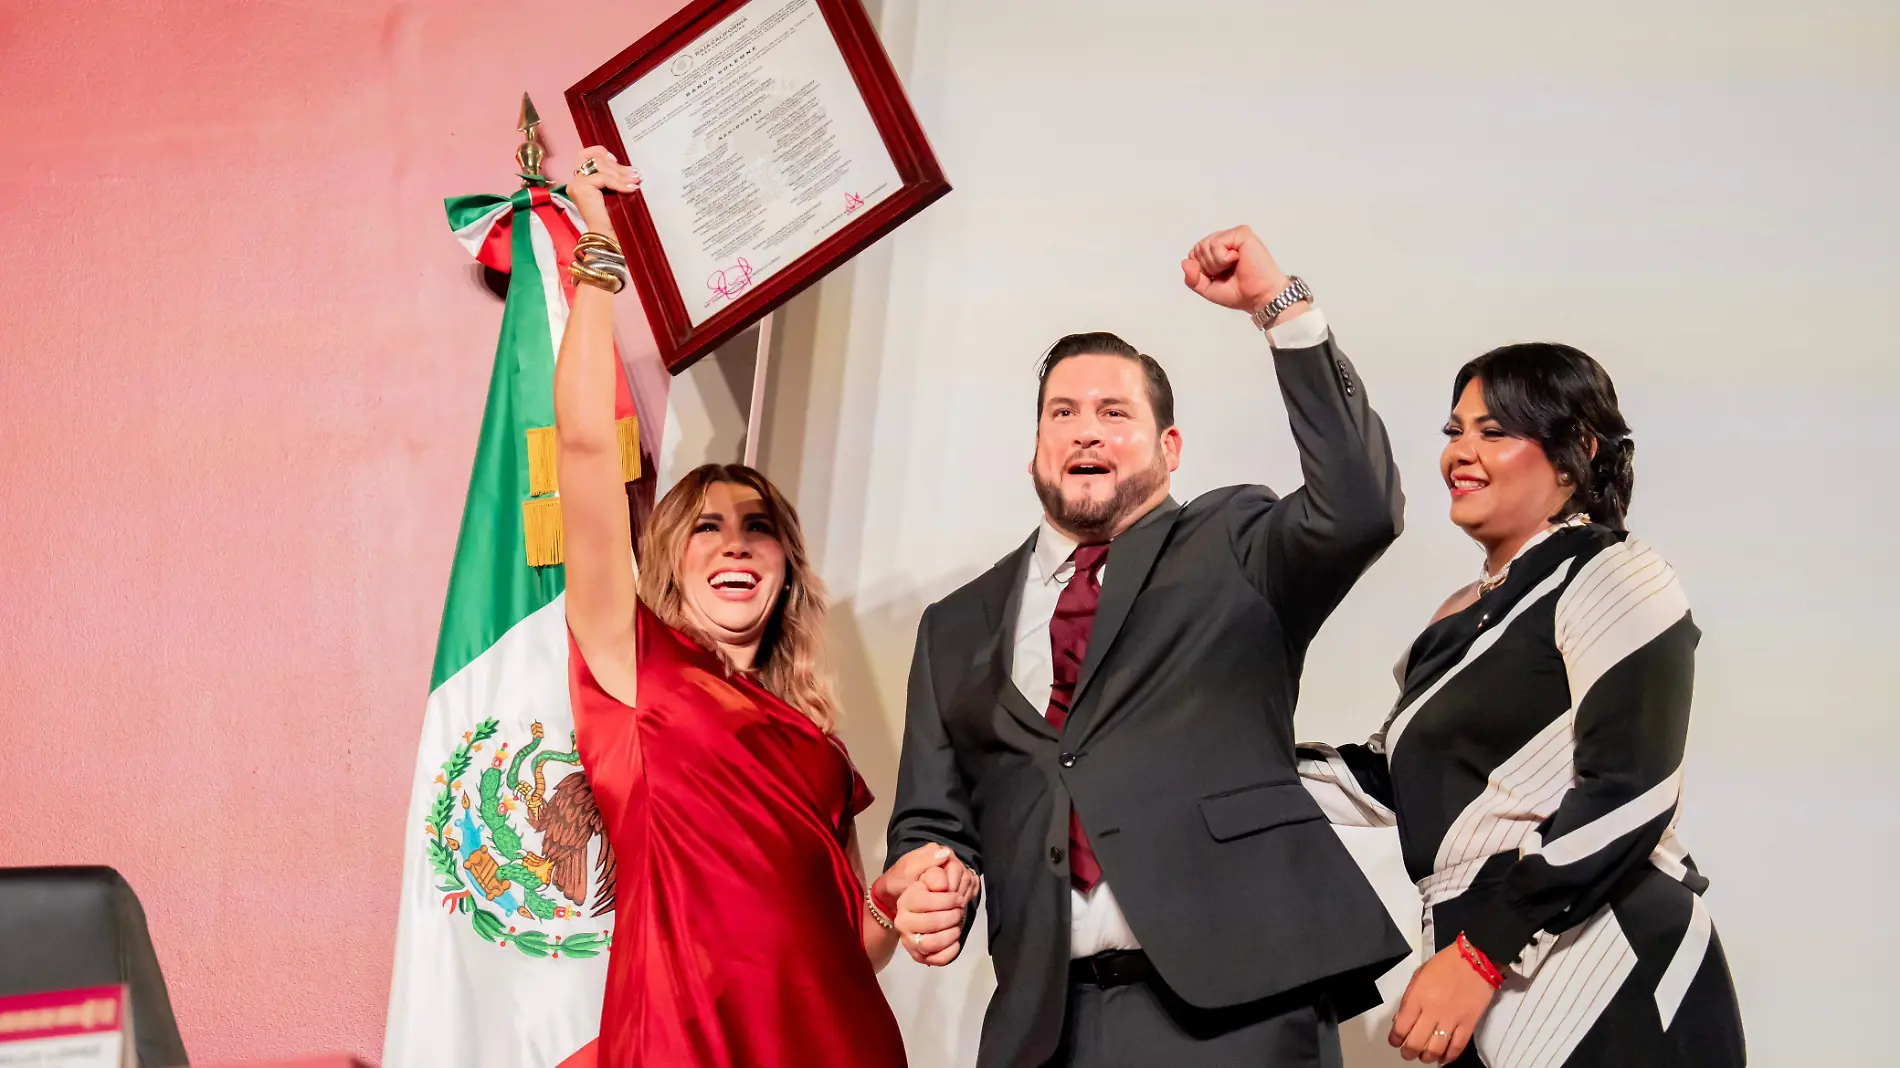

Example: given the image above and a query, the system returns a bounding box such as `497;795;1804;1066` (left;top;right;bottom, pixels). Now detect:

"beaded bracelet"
864;888;897;933
1456;932;1505;989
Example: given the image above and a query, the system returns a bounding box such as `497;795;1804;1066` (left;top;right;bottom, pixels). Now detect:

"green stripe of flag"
430;187;566;689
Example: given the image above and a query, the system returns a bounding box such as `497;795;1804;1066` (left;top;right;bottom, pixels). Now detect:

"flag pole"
743;313;773;467
516;93;546;185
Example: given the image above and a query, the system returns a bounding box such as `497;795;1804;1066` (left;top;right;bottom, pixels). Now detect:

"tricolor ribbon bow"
445;185;643;567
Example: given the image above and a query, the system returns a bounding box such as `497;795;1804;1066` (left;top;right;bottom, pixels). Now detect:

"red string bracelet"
1456;932;1506;989
871;881;901;920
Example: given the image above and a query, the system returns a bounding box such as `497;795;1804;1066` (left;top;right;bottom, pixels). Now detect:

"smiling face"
674;480;788;651
1031;352;1181;542
1441;377;1576;557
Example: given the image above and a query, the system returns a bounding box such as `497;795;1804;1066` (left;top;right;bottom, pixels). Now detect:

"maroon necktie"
1046;542;1110;892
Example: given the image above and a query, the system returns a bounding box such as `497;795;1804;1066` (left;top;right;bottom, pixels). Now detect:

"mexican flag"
382;183;653;1068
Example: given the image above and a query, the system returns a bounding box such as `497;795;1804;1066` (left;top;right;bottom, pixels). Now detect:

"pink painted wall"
0;1;675;1062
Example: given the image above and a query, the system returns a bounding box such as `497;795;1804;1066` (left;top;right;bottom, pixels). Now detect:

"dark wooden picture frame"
567;0;949;373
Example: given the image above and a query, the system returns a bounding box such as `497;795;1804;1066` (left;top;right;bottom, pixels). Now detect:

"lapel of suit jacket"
1071;497;1181;715
977;531;1057;740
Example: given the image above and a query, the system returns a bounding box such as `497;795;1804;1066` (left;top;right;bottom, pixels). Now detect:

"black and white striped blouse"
1301;521;1745;1068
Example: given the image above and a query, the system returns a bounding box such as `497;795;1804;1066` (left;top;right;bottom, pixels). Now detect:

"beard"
1033;448;1169;542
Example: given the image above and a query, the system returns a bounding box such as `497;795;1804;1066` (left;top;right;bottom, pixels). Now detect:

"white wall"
752;3;1900;1065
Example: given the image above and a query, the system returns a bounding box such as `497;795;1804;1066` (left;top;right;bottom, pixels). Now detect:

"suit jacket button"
1050;846;1065;865
1059;752;1077;767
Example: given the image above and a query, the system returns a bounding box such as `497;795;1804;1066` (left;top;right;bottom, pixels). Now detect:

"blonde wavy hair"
636;463;838;733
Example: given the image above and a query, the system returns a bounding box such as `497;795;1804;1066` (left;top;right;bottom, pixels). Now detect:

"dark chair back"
0;866;189;1067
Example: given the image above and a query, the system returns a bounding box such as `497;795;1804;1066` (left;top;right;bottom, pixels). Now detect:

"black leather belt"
1069;949;1155;988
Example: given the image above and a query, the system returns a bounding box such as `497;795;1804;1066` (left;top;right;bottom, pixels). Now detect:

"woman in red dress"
552;148;961;1068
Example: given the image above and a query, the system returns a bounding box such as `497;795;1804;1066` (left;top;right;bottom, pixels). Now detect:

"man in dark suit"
870;225;1413;1067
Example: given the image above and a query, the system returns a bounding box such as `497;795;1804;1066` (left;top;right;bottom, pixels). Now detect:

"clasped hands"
873;844;980;967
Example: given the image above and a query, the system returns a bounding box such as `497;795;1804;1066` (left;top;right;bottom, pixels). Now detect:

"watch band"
1249;275;1313;331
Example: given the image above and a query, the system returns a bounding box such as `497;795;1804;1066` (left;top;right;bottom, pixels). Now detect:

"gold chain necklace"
1477;514;1590;594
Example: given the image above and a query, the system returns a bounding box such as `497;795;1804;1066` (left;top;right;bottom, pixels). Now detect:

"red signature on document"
844;191;865;214
707;257;755;300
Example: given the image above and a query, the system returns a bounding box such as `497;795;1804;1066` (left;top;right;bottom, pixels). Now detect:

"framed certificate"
567;0;950;372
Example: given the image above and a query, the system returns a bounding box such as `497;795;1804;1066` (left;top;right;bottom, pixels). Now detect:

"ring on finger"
577;158;599;177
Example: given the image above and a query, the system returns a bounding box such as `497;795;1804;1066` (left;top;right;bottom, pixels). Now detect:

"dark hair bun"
1587;436;1636;530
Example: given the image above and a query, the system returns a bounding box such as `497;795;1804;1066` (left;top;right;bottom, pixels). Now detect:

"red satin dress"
564;603;907;1068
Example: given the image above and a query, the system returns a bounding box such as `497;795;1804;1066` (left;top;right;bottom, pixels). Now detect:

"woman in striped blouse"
1300;344;1745;1067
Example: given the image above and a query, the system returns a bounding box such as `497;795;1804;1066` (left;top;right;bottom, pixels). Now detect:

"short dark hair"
1035;332;1176;430
1453;343;1636;529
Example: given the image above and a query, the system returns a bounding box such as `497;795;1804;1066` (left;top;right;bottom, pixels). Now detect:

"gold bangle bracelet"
568;261;625;294
568;260;619;282
575;232;623;257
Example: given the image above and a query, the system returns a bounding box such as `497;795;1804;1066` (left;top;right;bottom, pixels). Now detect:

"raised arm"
555;149;643;704
1183;226;1405;647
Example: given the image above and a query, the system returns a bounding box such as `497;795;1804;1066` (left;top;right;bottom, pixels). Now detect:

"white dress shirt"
1013;307;1330;959
1013;518;1145;958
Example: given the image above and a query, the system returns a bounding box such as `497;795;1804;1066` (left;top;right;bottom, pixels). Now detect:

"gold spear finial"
516;93;547;186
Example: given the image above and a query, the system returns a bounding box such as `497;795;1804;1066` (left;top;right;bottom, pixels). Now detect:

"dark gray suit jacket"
886;328;1413;1068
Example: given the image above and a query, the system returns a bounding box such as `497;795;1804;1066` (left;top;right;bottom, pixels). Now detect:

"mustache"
1063;450;1110;467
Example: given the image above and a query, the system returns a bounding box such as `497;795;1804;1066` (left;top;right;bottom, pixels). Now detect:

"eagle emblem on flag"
425;718;616;959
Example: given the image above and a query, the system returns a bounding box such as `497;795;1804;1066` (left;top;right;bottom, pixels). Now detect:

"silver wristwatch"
1249;276;1313;331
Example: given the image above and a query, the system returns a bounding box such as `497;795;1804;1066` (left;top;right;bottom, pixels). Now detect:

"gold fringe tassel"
518;415;634;567
530;419;636;491
616;415;642;482
522;497;564;567
526;426;559;497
